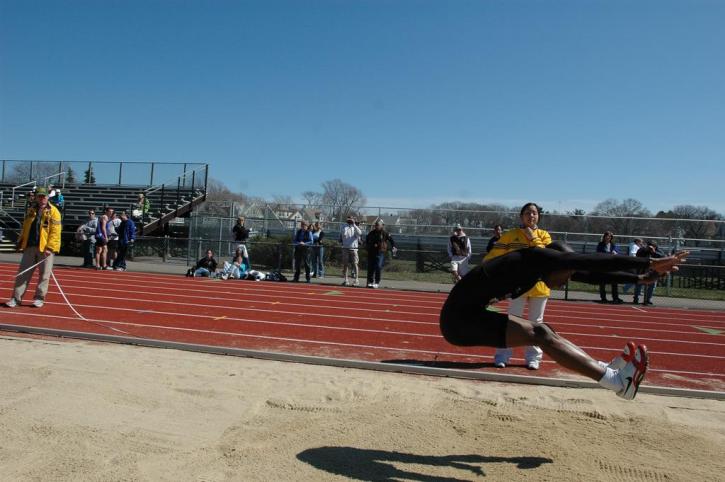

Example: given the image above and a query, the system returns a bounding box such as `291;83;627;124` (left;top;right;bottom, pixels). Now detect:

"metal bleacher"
0;161;208;241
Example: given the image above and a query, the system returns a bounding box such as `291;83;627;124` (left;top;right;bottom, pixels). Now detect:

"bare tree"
590;198;652;236
661;205;722;243
317;179;366;222
301;191;323;208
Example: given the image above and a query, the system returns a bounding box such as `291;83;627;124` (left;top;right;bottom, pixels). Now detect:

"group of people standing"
77;206;136;271
596;232;664;306
294;216;397;287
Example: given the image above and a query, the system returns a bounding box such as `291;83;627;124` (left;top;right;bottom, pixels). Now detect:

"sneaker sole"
620;345;648;400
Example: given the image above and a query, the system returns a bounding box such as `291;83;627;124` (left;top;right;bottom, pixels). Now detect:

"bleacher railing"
0;159;207;187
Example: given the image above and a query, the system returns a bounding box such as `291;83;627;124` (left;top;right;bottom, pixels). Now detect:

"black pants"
114;244;129;269
599;283;620;301
366;251;385;284
294;246;310;281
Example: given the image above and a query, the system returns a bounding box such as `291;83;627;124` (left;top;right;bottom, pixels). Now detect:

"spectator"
596;231;624;304
634;241;665;305
106;211;120;270
232;216;250;246
78;209;98;268
221;247;250;280
623;238;644;293
310;221;325;278
94;207;113;270
448;224;472;283
193;249;218;277
628;238;644;256
486;224;503;253
292;220;313;282
340;216;362;287
112;210;136;271
49;188;64;211
484;202;552;370
4;187;62;308
365;220;397;289
132;193;150;224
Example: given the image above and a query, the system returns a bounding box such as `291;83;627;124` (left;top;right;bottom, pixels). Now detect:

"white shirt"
340;224;362;249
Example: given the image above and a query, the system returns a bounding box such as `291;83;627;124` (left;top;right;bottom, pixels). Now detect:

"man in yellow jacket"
5;187;62;308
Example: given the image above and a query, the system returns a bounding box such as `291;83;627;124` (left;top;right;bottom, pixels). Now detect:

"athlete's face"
521;206;539;228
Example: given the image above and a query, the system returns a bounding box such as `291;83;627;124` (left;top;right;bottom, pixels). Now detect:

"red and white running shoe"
616;344;649;400
608;341;637;371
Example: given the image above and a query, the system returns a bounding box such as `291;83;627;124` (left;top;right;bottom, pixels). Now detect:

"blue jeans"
634;282;656;303
194;268;211;277
366;251;385;284
310;245;324;277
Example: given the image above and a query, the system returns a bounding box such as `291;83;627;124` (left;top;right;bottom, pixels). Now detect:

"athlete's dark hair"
520;202;543;218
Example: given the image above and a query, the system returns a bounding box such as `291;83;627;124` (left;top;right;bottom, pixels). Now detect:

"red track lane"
0;264;724;393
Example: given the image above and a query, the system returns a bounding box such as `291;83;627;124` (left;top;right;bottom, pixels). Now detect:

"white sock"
598;367;622;391
597;360;608;369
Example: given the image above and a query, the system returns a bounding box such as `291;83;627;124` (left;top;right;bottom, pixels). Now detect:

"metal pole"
87;162;92;184
150;162;155;187
118;162;123;185
1;160;5;182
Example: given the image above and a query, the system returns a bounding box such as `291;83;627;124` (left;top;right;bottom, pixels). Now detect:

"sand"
0;335;723;482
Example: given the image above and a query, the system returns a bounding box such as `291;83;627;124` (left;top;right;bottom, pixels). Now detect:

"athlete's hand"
650;251;689;274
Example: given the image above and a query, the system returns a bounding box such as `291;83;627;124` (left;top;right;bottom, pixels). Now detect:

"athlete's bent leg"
505;314;604;380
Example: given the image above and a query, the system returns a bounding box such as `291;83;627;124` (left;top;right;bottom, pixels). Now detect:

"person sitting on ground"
193;249;218;277
439;243;688;400
221;247;250;280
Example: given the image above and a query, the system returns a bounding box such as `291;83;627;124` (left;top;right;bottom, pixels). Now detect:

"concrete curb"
1;323;722;401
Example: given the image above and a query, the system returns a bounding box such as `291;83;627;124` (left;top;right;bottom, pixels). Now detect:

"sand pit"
0;335;723;481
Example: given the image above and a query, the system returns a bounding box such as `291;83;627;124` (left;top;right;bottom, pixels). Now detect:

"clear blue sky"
1;0;724;213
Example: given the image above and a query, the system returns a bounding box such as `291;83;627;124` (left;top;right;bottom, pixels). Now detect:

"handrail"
11;180;37;208
145;165;207;196
41;171;67;189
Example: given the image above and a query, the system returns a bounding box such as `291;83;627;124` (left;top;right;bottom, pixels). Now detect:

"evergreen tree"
66;167;76;184
84;166;96;184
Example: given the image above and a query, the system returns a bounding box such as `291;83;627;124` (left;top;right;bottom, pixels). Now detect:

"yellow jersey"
484;227;552;297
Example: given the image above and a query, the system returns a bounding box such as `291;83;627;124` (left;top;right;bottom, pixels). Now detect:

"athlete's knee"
531;322;558;345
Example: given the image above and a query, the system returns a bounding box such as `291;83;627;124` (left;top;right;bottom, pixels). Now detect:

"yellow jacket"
484;227;552;297
18;204;62;253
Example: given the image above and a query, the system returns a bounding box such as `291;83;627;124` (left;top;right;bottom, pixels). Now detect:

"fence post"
1;160;5;182
416;239;424;272
276;242;283;271
162;235;169;262
149;163;155;187
118;162;123;185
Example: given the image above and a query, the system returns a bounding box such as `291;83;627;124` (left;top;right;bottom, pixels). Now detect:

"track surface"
1;263;724;393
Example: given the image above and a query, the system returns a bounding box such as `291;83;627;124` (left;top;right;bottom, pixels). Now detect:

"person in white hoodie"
447;224;472;283
339;216;362;286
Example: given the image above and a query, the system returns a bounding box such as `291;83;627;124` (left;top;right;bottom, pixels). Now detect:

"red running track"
0;263;724;393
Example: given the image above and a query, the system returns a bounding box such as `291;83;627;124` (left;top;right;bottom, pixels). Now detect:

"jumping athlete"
439;244;688;400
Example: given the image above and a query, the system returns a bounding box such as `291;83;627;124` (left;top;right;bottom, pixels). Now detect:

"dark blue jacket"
119;219;137;245
293;228;313;245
